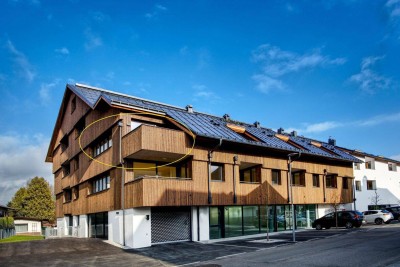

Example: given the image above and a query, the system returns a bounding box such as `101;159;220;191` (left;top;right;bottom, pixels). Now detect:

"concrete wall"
125;207;151;248
198;206;209;241
108;210;123;245
78;215;88;237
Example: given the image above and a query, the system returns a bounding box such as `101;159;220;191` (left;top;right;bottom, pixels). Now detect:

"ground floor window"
209;204;316;239
89;212;108;239
15;224;28;233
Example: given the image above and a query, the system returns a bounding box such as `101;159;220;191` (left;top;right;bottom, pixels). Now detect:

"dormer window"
365;157;375;170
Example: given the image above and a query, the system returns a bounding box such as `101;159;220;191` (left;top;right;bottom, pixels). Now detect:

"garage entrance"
151;207;191;244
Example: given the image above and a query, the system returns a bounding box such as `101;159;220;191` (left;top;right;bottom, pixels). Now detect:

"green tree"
24;177;55;222
8;177;55;222
8;187;28;217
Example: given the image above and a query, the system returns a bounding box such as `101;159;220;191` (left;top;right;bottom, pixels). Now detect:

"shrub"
0;217;15;229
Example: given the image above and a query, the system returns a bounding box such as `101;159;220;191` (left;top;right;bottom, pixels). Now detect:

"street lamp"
288;152;301;242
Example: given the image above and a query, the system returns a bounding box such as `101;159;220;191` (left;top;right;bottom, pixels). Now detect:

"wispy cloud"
197;49;211;70
251;44;346;93
391;154;400;161
84;28;102;50
0;134;52;204
289;111;400;134
192;84;220;101
145;4;167;20
39;80;59;104
55;47;69;55
6;40;36;82
386;0;400;18
350;56;392;94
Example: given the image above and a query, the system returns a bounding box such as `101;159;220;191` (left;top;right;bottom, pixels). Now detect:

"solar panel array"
68;84;361;163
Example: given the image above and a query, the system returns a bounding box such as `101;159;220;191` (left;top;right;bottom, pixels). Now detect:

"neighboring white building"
14;218;42;235
340;149;400;212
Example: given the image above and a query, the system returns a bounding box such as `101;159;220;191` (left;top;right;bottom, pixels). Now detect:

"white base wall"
78;215;88;238
108;210;124;245
198;206;209;241
125;208;151;248
56;217;66;237
317;203;351;218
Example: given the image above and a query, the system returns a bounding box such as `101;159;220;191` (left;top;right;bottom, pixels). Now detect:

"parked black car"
312;211;364;230
384;206;400;221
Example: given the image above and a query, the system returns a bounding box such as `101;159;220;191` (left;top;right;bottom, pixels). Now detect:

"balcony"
124;176;194;207
121;125;189;162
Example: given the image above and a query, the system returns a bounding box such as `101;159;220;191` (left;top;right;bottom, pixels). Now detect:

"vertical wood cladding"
51;91;355;218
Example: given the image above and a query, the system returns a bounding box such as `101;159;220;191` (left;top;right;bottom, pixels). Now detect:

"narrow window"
326;174;337;188
342;177;349;189
367;180;376;190
354;163;361;170
388;163;397;172
211;163;224;181
291;171;305;186
64;189;72;202
312;174;320;187
355;181;361;191
271;169;281;185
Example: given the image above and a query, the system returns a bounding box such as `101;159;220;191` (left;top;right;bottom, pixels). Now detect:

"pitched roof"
47;83;362;163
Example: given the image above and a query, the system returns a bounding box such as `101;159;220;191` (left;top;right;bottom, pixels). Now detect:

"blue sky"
0;0;400;204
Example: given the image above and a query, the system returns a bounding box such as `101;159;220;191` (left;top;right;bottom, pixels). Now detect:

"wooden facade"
47;87;355;218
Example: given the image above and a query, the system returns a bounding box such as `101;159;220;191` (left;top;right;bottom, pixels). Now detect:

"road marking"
216;252;247;259
208;243;258;249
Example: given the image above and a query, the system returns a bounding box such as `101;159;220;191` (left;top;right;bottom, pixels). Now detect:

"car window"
381;210;389;213
363;211;370;215
371;211;378;214
324;213;334;219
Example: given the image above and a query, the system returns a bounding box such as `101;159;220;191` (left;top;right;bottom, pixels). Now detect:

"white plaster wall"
14;219;42;233
191;207;198;241
125;208;151;248
56;217;66;237
317;204;348;218
198;207;209;241
354;156;400;212
79;215;88;238
108;210;123;245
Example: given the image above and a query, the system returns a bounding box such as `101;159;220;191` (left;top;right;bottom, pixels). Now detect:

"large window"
131;160;192;179
291;171;305;186
355;180;361;191
272;170;281;185
240;166;260;183
92;174;110;194
93;136;112;157
326;174;337;188
312;174;320;187
211;163;224;181
89;212;108;239
367;180;376;190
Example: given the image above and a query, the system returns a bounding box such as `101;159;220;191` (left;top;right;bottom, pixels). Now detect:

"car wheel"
375;218;383;225
345;222;353;229
315;224;322;230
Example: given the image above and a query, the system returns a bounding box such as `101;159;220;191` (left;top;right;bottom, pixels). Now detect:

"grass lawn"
0;235;44;243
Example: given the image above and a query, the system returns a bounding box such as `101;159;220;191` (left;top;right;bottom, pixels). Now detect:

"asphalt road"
1;223;399;266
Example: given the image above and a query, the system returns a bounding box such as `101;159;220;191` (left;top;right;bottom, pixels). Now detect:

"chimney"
328;137;336;146
186;105;193;113
291;131;297;137
223;114;230;122
277;127;284;134
254;121;260;128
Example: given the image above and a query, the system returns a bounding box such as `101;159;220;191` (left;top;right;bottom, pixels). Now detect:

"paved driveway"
0;224;393;266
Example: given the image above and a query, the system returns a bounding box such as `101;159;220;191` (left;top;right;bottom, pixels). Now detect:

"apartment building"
46;83;360;248
339;149;400;212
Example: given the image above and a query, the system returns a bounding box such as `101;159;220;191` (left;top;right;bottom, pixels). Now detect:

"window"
93;136;112;157
291;171;305;186
354;163;361;170
75;117;85;139
64;188;72;202
240;166;260;183
342;177;349;189
365;159;375;170
73;186;79;200
74;157;79;172
211;163;224;181
312;174;320;187
15;224;28;233
60;134;69;152
272;169;281;185
71;96;76;113
131;160;192;179
367;180;376;190
62;161;70;177
388;163;397;172
32;223;37;232
326;174;337;188
92;175;110;194
355;181;361;191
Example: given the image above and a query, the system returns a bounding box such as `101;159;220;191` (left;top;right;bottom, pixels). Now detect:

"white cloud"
39;80;59;104
145;4;168;20
84;28;103;50
350;56;392;94
390;154;400;161
251;44;346;93
386;0;400;17
0;134;52;204
289;111;400;134
6;39;36;82
192;84;220;101
55;47;69;55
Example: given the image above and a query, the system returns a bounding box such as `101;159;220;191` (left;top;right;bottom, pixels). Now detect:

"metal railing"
44;226;81;239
